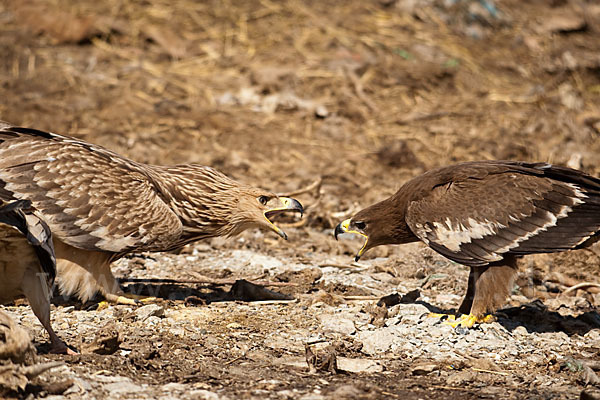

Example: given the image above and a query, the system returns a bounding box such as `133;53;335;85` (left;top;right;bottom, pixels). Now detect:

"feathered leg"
457;267;476;315
449;256;518;328
54;240;154;306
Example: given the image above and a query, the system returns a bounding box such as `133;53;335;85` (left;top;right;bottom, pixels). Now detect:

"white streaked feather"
430;218;507;252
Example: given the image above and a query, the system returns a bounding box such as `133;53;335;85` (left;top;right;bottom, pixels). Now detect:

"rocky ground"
1;0;600;398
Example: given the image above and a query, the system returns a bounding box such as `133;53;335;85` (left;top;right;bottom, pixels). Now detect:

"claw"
443;313;495;328
101;294;158;307
427;312;457;321
50;344;77;355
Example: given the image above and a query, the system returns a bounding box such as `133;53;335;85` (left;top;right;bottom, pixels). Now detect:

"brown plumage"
335;160;600;325
0;122;303;305
0;199;72;353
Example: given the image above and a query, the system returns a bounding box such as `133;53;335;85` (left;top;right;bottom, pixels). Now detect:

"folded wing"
0;125;183;254
405;162;600;266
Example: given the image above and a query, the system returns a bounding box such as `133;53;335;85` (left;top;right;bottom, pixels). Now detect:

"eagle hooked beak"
264;197;304;240
334;218;369;261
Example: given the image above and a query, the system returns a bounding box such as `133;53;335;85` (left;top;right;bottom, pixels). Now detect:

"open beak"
264;197;304;240
334;218;369;261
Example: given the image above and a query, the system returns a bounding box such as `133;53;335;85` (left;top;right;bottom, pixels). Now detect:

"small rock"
169;327;186;337
135;304;165;322
356;327;398;355
320;315;356;335
315;105;329;118
411;363;438;375
337;358;383;373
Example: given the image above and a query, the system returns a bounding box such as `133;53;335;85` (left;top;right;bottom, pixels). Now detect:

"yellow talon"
427;313;457;321
102;293;158;306
443;313;496;328
135;295;157;304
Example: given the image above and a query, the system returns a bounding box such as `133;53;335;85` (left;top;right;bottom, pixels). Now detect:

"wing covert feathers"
405;161;600;266
0;124;183;253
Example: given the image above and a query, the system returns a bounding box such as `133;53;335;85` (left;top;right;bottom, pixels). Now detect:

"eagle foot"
99;294;158;309
50;343;78;355
443;313;496;328
426;312;458;321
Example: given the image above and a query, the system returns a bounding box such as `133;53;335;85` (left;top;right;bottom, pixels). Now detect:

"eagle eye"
258;196;269;205
355;221;366;230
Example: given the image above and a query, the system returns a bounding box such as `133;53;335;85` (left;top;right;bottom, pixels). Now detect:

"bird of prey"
0;199;73;353
0;122;303;307
335;160;600;327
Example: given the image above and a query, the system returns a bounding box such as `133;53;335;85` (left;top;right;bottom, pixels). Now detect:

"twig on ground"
472;368;510;376
343;296;381;301
280;178;322;198
562;282;600;296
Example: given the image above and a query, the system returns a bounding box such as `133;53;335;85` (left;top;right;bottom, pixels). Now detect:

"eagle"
335;160;600;327
0;199;73;353
0;122;303;308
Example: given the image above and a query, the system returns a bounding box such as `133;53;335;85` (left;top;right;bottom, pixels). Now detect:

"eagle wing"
0;125;183;253
405;162;600;266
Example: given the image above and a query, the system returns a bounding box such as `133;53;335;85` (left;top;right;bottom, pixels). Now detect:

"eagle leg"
55;243;156;308
21;266;76;355
456;256;518;326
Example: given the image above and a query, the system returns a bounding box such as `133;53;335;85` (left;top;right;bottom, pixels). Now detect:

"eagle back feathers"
403;161;600;266
0;125;185;253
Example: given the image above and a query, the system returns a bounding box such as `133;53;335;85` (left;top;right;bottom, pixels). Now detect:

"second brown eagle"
335;160;600;327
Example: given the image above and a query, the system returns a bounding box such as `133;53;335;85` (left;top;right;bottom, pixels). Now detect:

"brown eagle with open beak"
0;122;303;310
335;161;600;327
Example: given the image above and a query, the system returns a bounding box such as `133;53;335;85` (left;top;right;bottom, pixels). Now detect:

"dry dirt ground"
1;0;600;398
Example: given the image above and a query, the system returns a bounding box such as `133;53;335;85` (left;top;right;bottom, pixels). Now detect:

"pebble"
135;304;165;322
411;363;438;376
62;306;75;313
319;314;356;335
356;327;399;355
